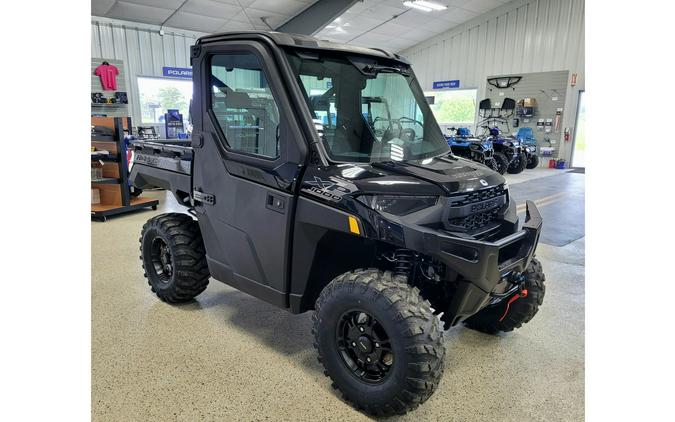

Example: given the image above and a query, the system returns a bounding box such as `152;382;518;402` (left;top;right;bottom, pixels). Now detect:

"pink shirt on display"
95;64;119;91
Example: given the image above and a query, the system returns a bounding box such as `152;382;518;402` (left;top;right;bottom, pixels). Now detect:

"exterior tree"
158;87;188;112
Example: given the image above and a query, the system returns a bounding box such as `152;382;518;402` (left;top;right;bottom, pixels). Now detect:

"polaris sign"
432;79;460;89
162;67;193;79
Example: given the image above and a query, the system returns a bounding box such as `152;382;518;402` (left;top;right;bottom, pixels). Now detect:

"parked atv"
517;127;540;169
484;126;527;174
130;31;546;417
445;127;498;171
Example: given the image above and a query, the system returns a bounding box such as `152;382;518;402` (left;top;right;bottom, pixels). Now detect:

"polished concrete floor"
92;168;584;421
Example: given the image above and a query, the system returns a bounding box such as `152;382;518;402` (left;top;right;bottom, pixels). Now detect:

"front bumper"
401;201;543;326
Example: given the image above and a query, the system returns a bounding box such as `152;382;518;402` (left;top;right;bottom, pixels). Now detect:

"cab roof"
196;30;409;64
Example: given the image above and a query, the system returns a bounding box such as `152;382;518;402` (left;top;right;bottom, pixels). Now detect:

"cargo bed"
129;139;194;205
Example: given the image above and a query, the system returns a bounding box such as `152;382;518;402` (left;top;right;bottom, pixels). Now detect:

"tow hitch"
498;275;528;322
485;272;529;322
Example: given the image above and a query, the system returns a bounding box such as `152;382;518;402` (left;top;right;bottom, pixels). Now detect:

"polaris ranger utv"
131;31;545;417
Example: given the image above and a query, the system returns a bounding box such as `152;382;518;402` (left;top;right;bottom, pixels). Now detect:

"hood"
369;155;504;195
301;154;505;202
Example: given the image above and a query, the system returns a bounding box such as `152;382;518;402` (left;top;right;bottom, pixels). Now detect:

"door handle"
191;132;204;148
266;193;285;214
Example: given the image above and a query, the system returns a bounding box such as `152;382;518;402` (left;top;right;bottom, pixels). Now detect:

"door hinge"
193;189;215;205
190;45;201;64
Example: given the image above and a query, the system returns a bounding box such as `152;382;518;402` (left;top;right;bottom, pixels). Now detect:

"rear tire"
526;154;540;169
492;152;509;174
313;269;445;417
507;152;527;174
139;213;210;303
486;158;499;172
464;258;545;334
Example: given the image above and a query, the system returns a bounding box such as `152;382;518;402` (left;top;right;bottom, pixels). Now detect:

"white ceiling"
315;0;510;52
91;0;318;33
92;0;509;52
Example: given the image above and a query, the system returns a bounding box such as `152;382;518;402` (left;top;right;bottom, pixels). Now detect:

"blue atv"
516;127;540;169
482;126;527;174
477;97;526;174
445;127;500;173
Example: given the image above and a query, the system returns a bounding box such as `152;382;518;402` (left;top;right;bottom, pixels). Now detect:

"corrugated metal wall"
400;0;585;162
91;17;206;126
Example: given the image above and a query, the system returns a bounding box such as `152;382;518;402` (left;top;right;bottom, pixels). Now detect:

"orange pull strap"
499;289;528;322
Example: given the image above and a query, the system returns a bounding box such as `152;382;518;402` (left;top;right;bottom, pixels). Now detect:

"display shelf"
91;103;128;107
91;116;158;221
91;135;114;142
91;155;118;162
91;177;120;184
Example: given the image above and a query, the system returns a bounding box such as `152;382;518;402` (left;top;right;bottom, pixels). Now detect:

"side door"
191;40;307;308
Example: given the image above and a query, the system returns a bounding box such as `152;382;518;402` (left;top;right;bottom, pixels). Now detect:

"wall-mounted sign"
432;79;460;89
162;67;193;79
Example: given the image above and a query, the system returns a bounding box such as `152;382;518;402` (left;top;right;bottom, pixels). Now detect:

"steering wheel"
372;116;392;138
401;128;416;143
397;116;424;128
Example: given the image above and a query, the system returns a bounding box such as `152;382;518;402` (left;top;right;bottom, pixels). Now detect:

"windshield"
286;51;450;163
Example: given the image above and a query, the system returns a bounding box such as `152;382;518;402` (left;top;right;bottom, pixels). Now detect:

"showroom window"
138;76;192;124
209;53;280;158
424;89;477;125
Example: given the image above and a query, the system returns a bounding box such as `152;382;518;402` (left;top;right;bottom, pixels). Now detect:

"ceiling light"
416;1;447;11
403;1;432;12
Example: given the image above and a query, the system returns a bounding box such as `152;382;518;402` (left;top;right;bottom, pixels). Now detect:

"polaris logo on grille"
479;179;488;186
470;197;500;212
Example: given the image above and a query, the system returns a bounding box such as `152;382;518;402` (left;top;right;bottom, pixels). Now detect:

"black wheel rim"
336;310;394;384
150;237;173;282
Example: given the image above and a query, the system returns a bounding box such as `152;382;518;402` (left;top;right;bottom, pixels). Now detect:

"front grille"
446;184;507;235
448;208;500;231
449;184;505;207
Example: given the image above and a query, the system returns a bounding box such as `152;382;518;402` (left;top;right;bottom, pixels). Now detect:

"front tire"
464;258;545;334
313;269;445;417
139;213;210;303
492;152;509;174
507;152;527;174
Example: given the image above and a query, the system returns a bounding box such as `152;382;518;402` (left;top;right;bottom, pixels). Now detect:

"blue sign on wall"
432;79;460;89
162;67;193;79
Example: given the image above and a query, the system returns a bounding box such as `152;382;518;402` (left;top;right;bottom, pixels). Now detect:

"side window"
209;53;280;158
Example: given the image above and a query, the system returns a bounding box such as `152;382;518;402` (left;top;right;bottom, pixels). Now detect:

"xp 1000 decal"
302;176;357;202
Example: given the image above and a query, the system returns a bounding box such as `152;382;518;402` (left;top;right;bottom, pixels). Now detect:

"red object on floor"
548;159;556;168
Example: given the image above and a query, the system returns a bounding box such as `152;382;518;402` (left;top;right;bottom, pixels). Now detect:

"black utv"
130;31;546;417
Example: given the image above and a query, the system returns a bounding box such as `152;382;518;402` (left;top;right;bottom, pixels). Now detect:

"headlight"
525;147;531;153
357;195;438;216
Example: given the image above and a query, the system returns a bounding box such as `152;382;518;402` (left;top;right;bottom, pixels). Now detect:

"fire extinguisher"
564;128;570;142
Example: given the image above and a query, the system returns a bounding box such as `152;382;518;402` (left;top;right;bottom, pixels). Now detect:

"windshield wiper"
363;65;410;75
347;56;411;76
